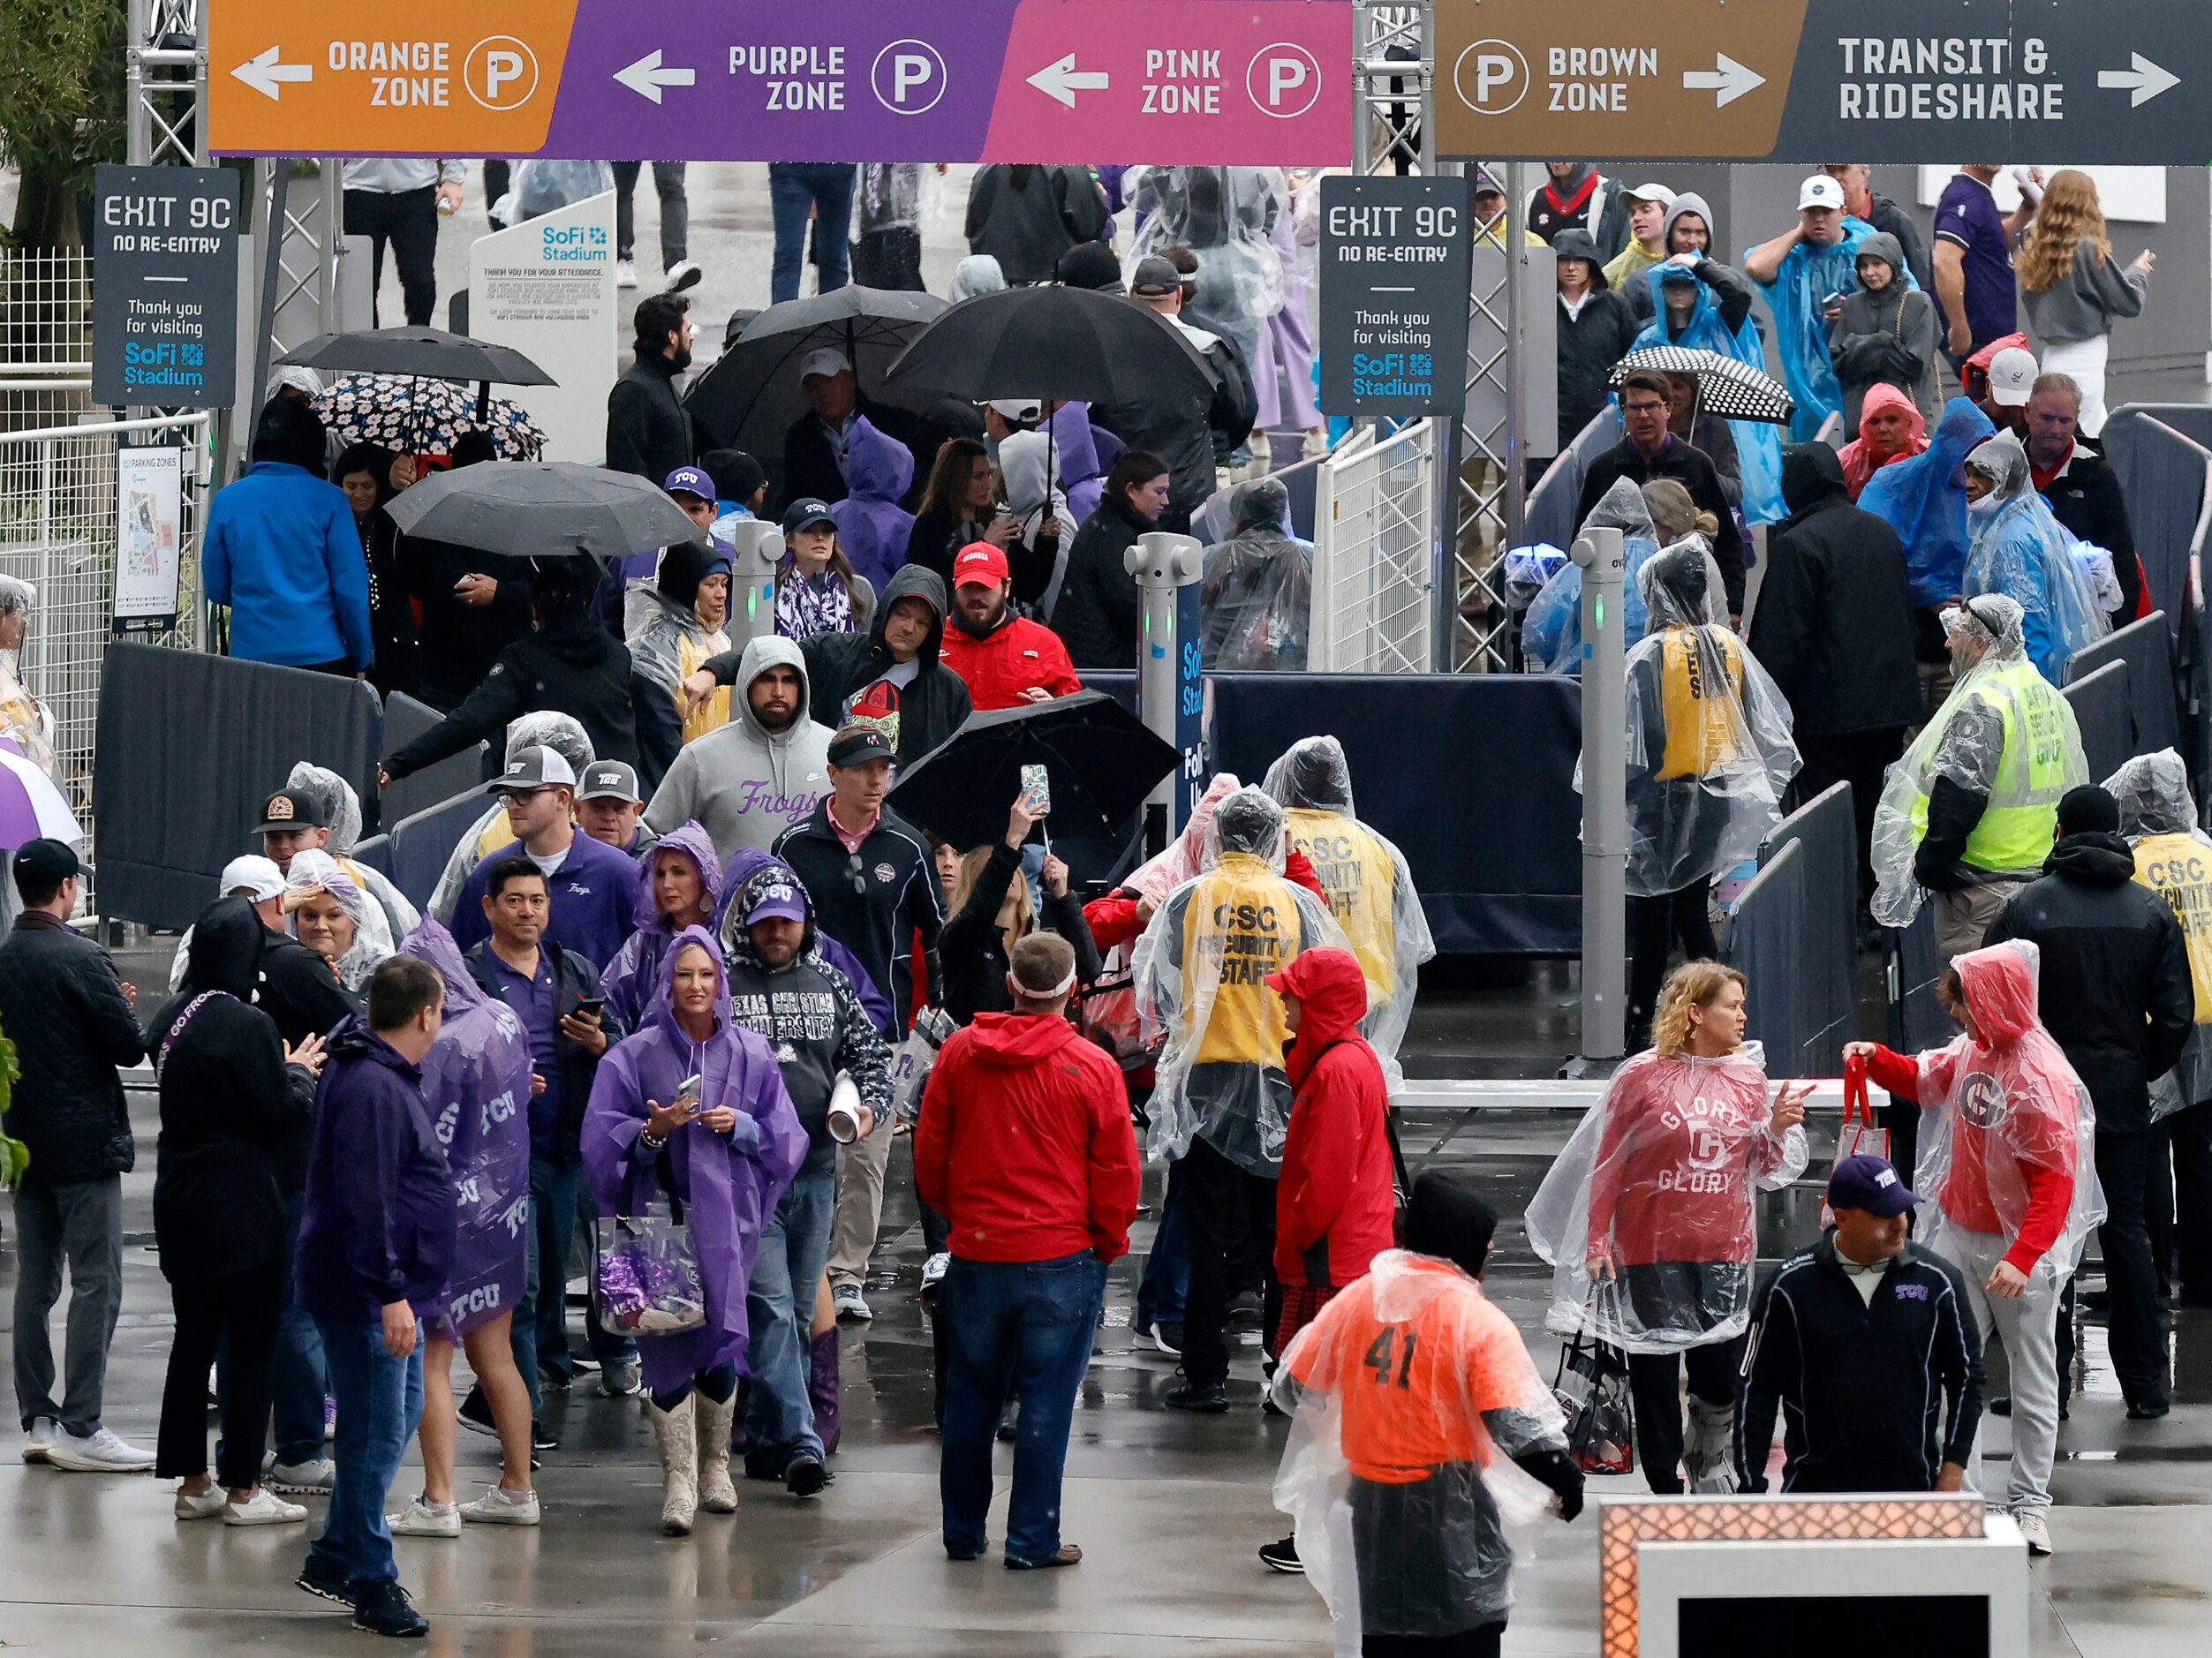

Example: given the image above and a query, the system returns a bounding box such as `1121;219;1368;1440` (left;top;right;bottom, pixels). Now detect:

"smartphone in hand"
1019;763;1052;817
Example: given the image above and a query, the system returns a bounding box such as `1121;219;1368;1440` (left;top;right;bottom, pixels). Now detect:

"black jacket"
1575;433;1748;615
358;509;419;701
0;913;147;1185
148;901;317;1285
1092;313;1258;536
464;940;616;1168
903;506;989;592
777;397;933;516
1747;446;1923;737
606;352;695;484
772;803;944;1033
1527;175;1630;261
398;535;535;712
384;622;640;778
1736;1233;1983;1494
964;164;1110;285
1985;833;2194;1132
1551;230;1642;452
936;841;1104;1026
1054;494;1152;672
254;923;359;1048
2039;447;2143;624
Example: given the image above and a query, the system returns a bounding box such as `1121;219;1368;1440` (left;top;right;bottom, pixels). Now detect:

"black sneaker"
296;1562;355;1606
351;1580;428;1639
2126;1396;2171;1421
1163;1379;1229;1413
1258;1536;1303;1574
1988;1393;2069;1421
456;1387;497;1437
531;1421;560;1453
1226;1291;1264;1332
785;1453;827;1497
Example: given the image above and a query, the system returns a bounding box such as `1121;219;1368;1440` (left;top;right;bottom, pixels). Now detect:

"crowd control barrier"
350;833;393;882
2103;408;2212;628
387;786;489;914
2064;659;2133;785
1208;673;1584;954
1726;783;1859;1075
1721;840;1812;1062
379;692;488;833
93;644;382;929
1889;908;1953;1055
1522;409;1623;555
2067;611;2179;763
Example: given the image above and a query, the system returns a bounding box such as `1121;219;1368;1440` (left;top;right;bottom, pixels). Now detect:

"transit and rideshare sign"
1437;0;2207;162
206;0;1351;164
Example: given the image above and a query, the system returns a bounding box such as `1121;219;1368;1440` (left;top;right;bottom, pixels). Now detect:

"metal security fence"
1310;421;1433;672
0;251;94;433
0;412;215;900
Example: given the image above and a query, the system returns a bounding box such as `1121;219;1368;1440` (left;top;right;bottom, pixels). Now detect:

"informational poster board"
1317;176;1472;418
91;165;240;410
466;191;618;463
113;446;185;629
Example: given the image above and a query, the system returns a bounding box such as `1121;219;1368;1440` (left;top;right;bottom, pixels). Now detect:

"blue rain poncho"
1748;216;1879;442
1521;480;1659;675
1633;260;1785;525
1961;433;2110;686
1859;398;1997;609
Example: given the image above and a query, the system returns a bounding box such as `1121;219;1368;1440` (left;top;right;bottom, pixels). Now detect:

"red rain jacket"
1272;948;1397;1290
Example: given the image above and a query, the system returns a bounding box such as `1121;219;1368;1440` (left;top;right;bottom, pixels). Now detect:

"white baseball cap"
1622;182;1677;208
796;347;852;382
1987;346;2040;406
982;397;1042;425
219;855;286;903
1798;174;1846;212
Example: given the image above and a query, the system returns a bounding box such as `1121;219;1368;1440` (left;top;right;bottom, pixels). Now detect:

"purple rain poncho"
582;926;807;1393
601;820;727;1033
401;919;533;1340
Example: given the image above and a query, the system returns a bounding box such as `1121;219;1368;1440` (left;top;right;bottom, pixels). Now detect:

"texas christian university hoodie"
643;635;834;860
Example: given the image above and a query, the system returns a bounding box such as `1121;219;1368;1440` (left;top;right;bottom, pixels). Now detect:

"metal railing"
0;251;94;435
1310;421;1434;672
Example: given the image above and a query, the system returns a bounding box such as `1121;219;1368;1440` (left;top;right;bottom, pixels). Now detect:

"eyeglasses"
847;853;867;896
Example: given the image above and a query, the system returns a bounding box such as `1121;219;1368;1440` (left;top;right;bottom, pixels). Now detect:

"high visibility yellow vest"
1654;629;1745;783
1177;853;1303;1069
1910;657;2072;873
1284;807;1399;1000
2133;832;2212;1021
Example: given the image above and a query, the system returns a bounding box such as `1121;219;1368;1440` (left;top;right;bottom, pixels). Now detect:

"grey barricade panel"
2064;659;2134;785
349;833;393;880
1207;673;1583;955
1721;839;1810;1065
379;691;488;833
2103;406;2212;628
388;786;492;914
94;644;382;929
1889;908;1953;1055
2066;611;2178;762
1756;782;1859;1075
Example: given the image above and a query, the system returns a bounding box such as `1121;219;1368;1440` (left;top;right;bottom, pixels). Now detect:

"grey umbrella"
281;328;555;387
382;462;700;561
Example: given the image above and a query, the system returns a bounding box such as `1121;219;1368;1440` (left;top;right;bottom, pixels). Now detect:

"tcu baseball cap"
744;878;810;927
1827;1153;1918;1218
662;465;714;501
953;542;1010;589
781;497;836;536
487;745;579;795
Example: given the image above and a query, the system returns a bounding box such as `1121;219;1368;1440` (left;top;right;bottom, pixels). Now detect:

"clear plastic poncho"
1127;166;1286;374
1272;1252;1565;1641
2107;749;2212;1116
282;847;394;994
1525;1041;1808;1353
1603;539;1801;898
1261;736;1435;1075
1860;397;1997;608
284;761;422;943
1910;940;2107;1275
1133;787;1349;1177
427;712;597;924
1750;215;1878;442
1633;260;1785;524
1520;480;1660;676
1870;595;2090;928
1961;433;2110;685
1202;478;1313;672
0;575;54;775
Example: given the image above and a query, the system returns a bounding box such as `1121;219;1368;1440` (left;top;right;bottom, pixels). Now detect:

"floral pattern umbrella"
314;373;547;461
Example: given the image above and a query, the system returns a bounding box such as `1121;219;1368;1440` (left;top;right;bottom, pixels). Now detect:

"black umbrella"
383;462;699;561
683;285;946;453
281;328;555;387
881;284;1219;406
887;692;1180;848
1608;346;1795;426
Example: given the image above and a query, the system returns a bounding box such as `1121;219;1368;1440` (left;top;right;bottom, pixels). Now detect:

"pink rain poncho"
1525;1042;1807;1353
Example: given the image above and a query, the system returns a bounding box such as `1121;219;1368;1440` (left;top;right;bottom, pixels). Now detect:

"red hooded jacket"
1270;948;1397;1290
914;1006;1140;1263
938;612;1084;711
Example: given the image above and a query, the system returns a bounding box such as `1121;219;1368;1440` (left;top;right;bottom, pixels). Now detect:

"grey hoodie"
642;636;834;861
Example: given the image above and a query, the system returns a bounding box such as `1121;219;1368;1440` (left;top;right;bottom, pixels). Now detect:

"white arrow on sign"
231;45;314;102
1681;54;1766;109
1027;52;1110;109
2098;53;2181;108
614;49;697;105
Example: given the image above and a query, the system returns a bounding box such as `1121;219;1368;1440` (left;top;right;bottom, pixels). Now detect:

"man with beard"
650;637;834;861
935;545;1083;712
606;293;697;485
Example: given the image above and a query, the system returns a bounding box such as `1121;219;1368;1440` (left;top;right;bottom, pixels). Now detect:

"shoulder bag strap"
155;991;228;1079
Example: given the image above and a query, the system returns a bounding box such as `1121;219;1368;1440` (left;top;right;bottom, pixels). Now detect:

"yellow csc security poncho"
1135;787;1348;1176
2108;747;2212;1116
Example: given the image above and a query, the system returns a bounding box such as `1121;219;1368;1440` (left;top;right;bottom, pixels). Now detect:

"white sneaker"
174;1482;226;1520
2014;1509;2054;1556
44;1427;155;1473
387;1495;461;1538
266;1457;335;1495
223;1488;307;1526
663;260;703;294
615;258;638;289
459;1483;541;1527
20;1418;57;1463
833;1283;872;1323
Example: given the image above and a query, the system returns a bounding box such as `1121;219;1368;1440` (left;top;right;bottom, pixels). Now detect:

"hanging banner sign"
1317;177;1473;418
91;165;241;410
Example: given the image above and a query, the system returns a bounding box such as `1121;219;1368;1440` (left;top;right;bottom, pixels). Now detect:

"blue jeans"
940;1252;1106;1564
768;164;855;303
511;1157;577;1413
308;1319;424;1595
272;1221;328;1465
744;1149;837;1468
1134;1160;1189;1332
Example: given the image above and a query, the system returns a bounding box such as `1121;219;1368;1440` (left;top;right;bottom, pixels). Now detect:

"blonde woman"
2017;171;2152;436
1527;961;1809;1493
936;796;1099;1026
1639;478;1719;546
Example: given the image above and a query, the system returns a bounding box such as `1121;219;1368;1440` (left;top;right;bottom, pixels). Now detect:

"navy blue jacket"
292;1017;455;1323
449;830;639;970
464;940;620;1168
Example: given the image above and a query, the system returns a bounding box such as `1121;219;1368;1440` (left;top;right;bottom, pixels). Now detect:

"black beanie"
2057;785;2121;837
1405;1172;1498;1279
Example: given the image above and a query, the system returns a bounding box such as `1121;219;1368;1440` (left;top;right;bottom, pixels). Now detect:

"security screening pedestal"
727;520;784;645
1564;524;1627;1074
1128;531;1204;857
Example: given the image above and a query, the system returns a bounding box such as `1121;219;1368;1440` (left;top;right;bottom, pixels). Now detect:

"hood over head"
997;429;1068;519
1780;443;1851;516
1579;476;1657;544
1208;786;1285;863
841;416;916;505
1947;592;2029;661
949;255;1008;301
733;634;817;742
2106;749;2198;839
1854;230;1908;283
1953;938;2045;1044
1855;382;1929;450
1404;1172;1500;1280
649;923;729;1041
285;761;366;855
656;539;733;613
1857;396;1997;607
185;895;266;1000
252;394;328;473
1550;228;1605;282
722;858;819;967
0;573;32;619
1229;476;1293;539
1267;946;1370;1051
2046;829;2138;889
1636;536;1729;630
1127;772;1242;905
870;564;949;666
635;819;728;935
1965;430;2034;502
398;917;492;1016
505;711;594;773
1664;192;1714;252
1262;735;1355;817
